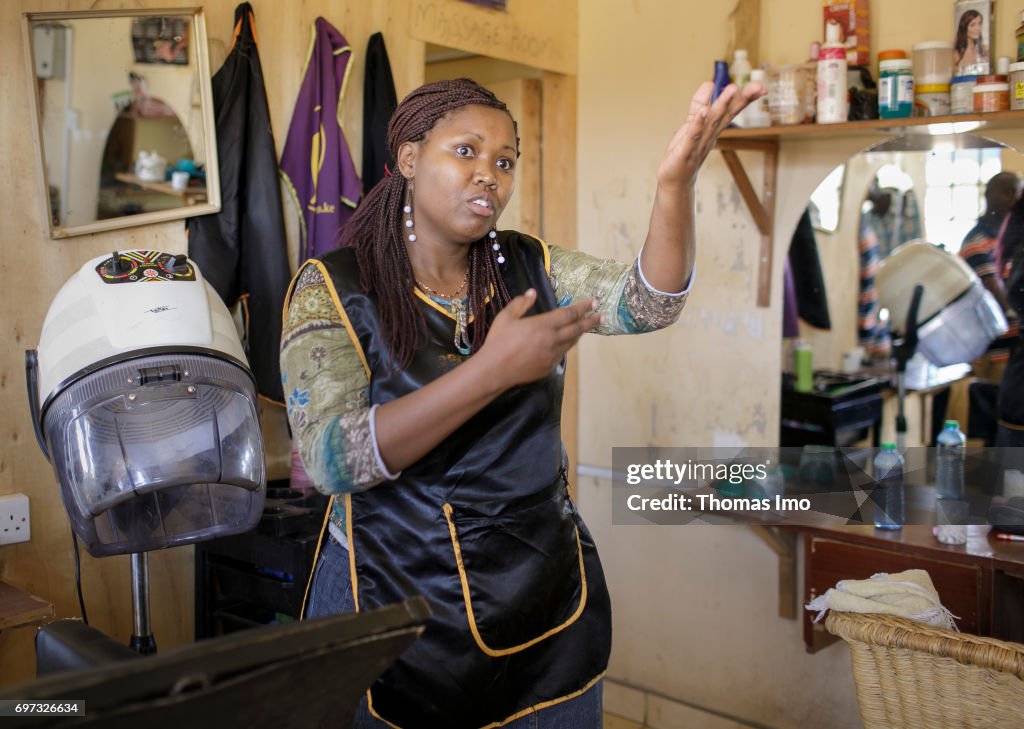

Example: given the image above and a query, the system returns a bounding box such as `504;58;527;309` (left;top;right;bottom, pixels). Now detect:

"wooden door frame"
540;72;579;496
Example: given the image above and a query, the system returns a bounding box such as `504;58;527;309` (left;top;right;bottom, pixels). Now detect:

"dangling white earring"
403;180;416;243
489;229;504;264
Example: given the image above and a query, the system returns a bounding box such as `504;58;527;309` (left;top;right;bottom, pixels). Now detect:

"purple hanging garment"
281;18;362;264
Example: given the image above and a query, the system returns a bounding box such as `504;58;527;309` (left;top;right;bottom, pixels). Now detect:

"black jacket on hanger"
187;3;290;403
361;32;398;196
789;209;832;330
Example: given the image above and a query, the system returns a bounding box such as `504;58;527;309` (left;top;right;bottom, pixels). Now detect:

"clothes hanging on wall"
783;208;831;336
186;2;290;404
362;32;398;196
280;17;361;264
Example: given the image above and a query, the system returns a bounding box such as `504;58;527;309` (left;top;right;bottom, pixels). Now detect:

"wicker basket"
824;611;1024;729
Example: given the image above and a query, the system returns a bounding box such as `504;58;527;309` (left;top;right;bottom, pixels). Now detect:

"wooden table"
0;581;53;631
796;523;1024;652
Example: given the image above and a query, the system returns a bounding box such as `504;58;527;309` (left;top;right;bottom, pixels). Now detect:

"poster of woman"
953;0;992;75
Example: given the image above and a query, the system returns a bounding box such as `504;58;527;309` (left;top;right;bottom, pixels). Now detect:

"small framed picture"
953;0;992;76
131;16;189;65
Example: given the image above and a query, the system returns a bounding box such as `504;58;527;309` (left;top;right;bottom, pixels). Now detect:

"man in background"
960;172;1020;380
960;172;1020;445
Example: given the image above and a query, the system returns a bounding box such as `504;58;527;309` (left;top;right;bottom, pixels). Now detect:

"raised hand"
656;81;766;191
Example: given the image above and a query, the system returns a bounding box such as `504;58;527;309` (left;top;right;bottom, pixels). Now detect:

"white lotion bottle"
817;20;848;124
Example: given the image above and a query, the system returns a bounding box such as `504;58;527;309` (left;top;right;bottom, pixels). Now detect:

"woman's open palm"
656;81;766;190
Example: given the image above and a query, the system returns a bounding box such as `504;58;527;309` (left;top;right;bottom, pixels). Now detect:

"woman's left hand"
656;81;766;191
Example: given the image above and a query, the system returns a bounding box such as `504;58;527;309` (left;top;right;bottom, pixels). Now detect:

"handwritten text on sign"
410;0;572;74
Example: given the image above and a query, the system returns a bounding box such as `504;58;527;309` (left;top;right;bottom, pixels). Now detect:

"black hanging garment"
361;32;398;195
788;209;832;330
314;232;612;728
186;2;290;402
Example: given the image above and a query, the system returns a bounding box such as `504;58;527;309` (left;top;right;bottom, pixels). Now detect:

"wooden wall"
0;0;576;687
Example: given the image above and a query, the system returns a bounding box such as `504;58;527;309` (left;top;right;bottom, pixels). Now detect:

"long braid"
339;78;519;369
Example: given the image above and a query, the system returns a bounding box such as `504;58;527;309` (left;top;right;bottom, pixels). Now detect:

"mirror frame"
22;7;220;238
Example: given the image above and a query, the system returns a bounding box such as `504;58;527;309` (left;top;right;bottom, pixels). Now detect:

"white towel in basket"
805;568;958;630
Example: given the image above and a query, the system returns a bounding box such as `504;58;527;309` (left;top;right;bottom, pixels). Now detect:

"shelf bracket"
717;139;779;308
750;525;797;619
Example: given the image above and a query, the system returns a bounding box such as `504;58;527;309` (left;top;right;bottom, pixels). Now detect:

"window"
923;147;1001;253
808;164;845;233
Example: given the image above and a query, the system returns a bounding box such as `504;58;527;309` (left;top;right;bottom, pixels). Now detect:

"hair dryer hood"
876;241;1007;366
28;251;265;557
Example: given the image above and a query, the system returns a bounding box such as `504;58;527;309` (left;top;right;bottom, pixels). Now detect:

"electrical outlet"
0;493;30;545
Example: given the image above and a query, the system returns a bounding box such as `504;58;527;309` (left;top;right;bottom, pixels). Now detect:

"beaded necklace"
415;274;472;355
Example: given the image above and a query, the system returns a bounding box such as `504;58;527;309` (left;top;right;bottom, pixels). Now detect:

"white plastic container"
912;41;954;86
915;84;952;116
817;21;848;123
735;68;771;128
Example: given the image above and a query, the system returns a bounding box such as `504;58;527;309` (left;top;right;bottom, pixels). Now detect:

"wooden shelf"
713;110;1024;309
719;109;1024;143
0;581;53;631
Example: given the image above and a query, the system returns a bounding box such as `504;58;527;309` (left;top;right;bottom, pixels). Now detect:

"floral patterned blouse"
280;240;691;541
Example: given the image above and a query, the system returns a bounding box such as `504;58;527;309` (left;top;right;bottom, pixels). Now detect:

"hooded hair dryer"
26;250;266;558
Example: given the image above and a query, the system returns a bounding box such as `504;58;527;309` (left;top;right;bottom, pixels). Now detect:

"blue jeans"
307;536;603;728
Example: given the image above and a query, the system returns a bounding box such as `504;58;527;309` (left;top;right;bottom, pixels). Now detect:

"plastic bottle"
936;420;966;500
873;443;905;530
731;49;752;89
711;60;731;103
746;69;771;126
879;58;914;118
793;341;813;392
733;69;770;128
817;20;849;123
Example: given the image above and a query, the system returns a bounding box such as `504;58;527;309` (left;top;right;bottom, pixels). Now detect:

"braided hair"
340;78;520;369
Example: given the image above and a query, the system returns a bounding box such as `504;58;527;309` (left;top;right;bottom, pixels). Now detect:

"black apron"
317;232;611;727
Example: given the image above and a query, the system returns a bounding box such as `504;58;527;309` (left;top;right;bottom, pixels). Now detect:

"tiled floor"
602;678;762;729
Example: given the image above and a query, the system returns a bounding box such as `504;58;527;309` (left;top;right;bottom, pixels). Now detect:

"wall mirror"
788;134;1023;372
23;8;219;238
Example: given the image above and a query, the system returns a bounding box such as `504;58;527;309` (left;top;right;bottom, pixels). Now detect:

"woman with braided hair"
281;77;762;727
